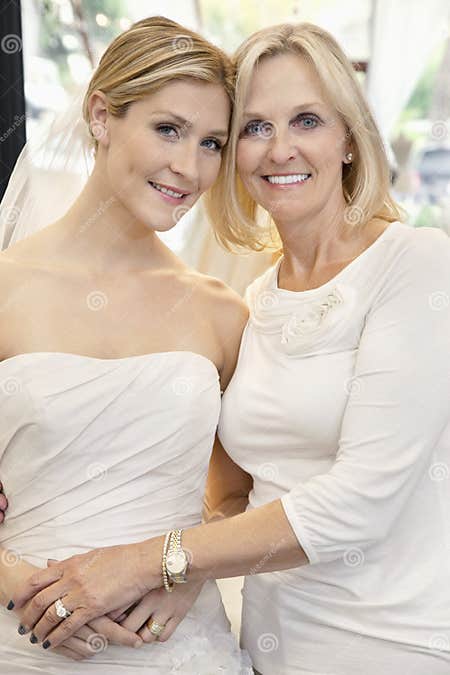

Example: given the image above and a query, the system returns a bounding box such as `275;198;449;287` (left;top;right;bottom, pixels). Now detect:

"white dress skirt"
0;350;253;674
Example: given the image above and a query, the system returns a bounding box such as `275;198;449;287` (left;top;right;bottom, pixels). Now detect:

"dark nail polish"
6;600;14;610
29;633;38;644
42;640;51;650
18;624;27;635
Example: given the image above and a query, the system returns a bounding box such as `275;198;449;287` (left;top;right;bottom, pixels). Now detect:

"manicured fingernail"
18;624;27;635
30;633;38;644
6;600;14;610
42;640;51;649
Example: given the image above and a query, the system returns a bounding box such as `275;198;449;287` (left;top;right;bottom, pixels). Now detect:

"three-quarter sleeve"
281;231;450;565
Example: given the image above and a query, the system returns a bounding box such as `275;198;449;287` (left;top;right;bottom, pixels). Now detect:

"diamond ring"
147;619;166;636
55;598;72;619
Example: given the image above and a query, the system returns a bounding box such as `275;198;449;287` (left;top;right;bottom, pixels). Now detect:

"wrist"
134;536;165;592
0;552;36;607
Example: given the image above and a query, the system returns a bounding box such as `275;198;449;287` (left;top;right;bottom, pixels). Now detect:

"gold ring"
147;619;166;636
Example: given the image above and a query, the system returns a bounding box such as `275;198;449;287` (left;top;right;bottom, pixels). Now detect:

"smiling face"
236;52;352;230
93;79;230;232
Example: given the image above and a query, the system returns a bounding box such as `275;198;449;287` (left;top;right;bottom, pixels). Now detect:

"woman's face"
236;53;351;229
97;79;230;231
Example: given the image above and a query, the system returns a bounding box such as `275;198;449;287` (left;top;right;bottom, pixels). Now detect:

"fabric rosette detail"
247;273;357;357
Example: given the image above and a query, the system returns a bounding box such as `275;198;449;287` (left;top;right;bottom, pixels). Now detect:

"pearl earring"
345;152;353;162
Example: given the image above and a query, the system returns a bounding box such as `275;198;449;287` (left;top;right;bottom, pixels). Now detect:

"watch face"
166;550;187;575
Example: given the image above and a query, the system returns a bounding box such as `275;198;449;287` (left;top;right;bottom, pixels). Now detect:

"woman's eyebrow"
241;101;325;120
150;111;228;138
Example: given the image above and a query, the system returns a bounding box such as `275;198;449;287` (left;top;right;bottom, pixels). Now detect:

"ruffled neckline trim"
245;221;401;356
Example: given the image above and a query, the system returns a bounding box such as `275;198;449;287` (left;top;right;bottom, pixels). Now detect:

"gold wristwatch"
164;529;189;586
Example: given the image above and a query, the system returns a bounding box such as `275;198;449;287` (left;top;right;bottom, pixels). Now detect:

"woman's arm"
0;545;34;608
203;282;253;521
203;435;253;522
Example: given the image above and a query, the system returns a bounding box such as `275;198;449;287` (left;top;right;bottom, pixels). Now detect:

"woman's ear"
88;89;110;147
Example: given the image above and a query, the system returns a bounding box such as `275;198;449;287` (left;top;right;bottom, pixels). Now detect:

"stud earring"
345;152;353;162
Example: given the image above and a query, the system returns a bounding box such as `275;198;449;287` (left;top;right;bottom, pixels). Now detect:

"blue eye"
294;114;320;129
157;124;179;138
242;121;273;138
201;138;223;152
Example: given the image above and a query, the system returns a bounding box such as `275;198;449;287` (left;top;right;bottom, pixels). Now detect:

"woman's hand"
118;582;205;644
11;560;144;660
0;481;8;523
9;539;163;649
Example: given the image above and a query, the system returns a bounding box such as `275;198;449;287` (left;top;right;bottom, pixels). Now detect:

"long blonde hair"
206;22;405;252
82;16;234;153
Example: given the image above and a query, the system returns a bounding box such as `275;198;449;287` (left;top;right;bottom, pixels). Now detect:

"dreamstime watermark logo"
0;206;20;227
86;291;108;311
89;122;106;141
428;462;449;481
87;633;108;653
1;34;22;54
430;121;448;142
0;114;26;144
429;633;450;651
172;205;190;224
344;205;364;226
87;463;108;482
257;633;279;653
344;376;362;396
80;197;116;234
336;118;365;149
258;121;278;140
257;462;279;482
171;35;194;53
250;537;287;575
172;377;194;396
343;547;365;567
428;291;449;311
1;377;22;395
1;548;21;567
256;290;279;311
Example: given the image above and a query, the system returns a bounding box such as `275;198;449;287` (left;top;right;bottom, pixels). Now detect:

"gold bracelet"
162;531;174;593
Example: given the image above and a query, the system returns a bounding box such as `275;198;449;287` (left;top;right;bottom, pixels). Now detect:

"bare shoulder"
183;269;248;389
186;269;248;330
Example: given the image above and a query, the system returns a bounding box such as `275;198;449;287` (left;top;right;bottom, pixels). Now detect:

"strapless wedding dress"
0;351;252;673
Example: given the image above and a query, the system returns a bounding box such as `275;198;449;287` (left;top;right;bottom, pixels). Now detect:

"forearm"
138;499;308;588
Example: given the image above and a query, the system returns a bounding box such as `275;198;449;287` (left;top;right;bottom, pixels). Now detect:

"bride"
0;15;251;673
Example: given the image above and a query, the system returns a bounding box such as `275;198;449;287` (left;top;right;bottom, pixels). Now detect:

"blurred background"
1;0;450;290
18;0;450;229
1;0;449;634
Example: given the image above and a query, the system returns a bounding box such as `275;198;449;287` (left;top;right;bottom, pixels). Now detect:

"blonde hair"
82;16;234;152
206;22;405;252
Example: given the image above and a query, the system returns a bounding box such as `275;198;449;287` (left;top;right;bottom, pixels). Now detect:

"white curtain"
366;0;450;142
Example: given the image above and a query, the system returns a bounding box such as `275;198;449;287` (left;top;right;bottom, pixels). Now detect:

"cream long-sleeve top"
218;221;450;675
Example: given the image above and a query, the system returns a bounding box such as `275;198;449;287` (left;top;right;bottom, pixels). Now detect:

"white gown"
0;350;252;674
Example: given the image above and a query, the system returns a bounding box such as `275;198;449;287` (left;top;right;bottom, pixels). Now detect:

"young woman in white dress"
6;21;450;675
0;15;252;674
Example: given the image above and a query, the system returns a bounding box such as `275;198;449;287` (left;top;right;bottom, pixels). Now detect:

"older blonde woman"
8;22;450;675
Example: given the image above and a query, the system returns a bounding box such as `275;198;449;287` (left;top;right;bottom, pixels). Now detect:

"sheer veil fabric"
0;86;93;250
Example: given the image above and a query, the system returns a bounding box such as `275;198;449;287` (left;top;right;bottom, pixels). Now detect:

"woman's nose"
266;126;298;165
169;141;199;185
